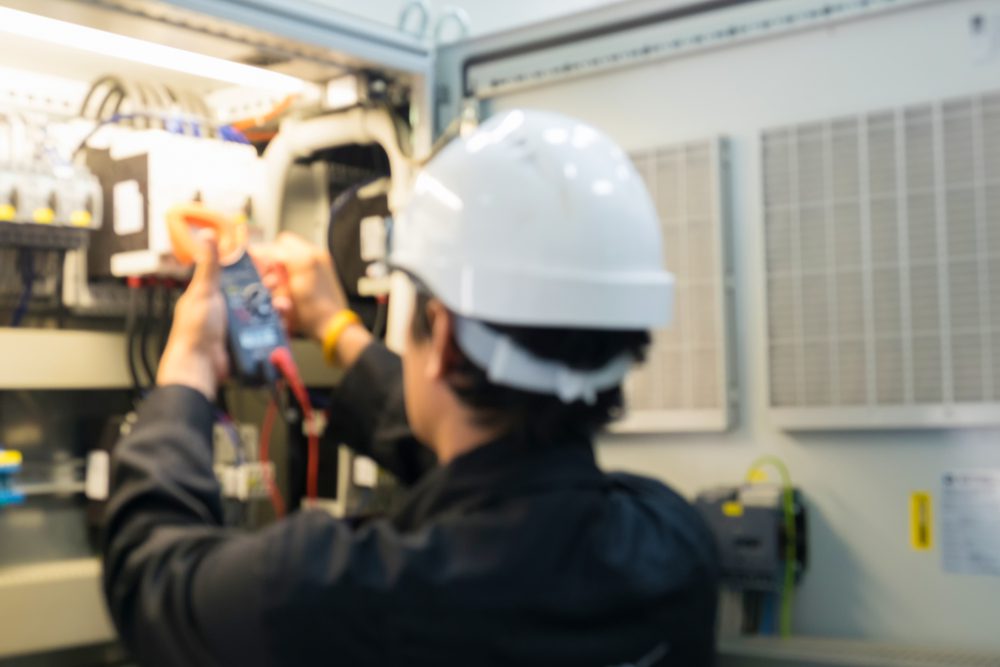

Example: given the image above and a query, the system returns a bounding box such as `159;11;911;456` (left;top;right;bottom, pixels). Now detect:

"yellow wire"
745;455;797;638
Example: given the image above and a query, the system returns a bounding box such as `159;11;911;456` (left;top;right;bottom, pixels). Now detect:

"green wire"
746;455;796;638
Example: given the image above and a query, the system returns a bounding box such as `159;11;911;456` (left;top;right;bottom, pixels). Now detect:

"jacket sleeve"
324;341;437;485
102;385;407;666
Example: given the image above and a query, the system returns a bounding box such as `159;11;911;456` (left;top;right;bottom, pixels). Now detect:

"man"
103;110;719;666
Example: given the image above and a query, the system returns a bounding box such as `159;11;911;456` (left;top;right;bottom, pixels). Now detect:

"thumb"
191;229;220;292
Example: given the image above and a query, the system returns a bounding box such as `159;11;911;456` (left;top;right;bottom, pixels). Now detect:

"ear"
424;299;454;381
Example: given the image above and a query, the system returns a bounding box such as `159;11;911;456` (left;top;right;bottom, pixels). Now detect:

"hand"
251;232;348;342
157;232;229;400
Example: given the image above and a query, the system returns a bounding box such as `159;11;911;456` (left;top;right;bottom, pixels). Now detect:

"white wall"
493;0;1000;652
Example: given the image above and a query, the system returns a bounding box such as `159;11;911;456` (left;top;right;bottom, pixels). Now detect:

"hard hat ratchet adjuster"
452;316;634;405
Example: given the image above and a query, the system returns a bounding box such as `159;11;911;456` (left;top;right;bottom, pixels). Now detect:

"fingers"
191;229;220;293
248;245;274;273
272;295;293;316
262;271;284;291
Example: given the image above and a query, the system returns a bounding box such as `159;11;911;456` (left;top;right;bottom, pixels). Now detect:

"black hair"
410;291;650;444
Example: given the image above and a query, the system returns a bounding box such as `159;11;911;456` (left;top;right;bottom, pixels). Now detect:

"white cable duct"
255;107;410;241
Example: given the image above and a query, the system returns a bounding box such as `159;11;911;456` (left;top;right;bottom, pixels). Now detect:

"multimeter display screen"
239;327;280;351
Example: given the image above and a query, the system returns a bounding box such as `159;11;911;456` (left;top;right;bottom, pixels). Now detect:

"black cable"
54;249;67;329
217;387;231;416
96;85;126;124
73;121;108;160
139;286;157;387
158;282;173;358
79;76;120;120
74;91;125;161
125;283;143;401
10;249;34;327
372;298;388;341
376;100;414;160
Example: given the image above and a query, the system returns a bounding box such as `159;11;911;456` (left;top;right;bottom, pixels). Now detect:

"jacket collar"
390;434;605;531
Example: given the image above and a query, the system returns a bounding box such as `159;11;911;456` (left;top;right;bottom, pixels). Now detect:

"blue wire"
104;113;212;138
10;249;33;327
88;113;248;144
215;412;246;465
218;125;251;144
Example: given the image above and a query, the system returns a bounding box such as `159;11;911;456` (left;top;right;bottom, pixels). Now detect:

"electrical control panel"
84;130;261;278
0;2;425;659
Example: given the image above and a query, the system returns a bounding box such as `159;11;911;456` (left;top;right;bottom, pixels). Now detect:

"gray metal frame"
434;0;939;135
1;0;432;78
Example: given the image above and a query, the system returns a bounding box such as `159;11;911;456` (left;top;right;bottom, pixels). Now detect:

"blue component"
0;489;25;507
0;447;25;507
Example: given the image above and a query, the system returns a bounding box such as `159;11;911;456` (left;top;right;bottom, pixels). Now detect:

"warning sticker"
941;470;1000;577
909;491;933;551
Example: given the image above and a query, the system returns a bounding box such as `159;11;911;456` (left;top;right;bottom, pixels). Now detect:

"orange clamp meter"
166;203;248;267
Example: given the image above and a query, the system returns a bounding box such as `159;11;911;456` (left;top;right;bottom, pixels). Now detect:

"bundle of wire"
124;277;177;402
79;75;215;135
224;94;297;144
9;249;34;327
74;75;253;158
3;248;70;327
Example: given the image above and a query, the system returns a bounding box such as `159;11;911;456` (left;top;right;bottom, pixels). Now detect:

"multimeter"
219;250;288;386
167;203;287;386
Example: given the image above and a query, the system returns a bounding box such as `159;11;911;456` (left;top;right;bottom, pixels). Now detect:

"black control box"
695;484;807;591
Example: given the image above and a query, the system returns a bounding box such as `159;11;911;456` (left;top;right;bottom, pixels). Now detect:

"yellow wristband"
321;310;362;367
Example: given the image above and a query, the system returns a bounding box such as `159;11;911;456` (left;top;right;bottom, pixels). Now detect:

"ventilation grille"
763;92;1000;429
616;139;733;433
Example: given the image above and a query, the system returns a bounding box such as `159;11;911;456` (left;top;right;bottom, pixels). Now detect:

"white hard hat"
389;109;674;403
390;109;674;330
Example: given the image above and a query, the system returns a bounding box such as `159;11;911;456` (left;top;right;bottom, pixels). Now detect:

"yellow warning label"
722;501;744;518
910;491;933;551
0;204;16;221
33;208;55;224
70;210;93;227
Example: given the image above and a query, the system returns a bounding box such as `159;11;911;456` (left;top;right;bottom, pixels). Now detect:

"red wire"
259;396;286;518
269;347;319;503
306;431;319;502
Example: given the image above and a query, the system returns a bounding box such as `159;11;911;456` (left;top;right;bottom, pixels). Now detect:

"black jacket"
103;343;719;666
